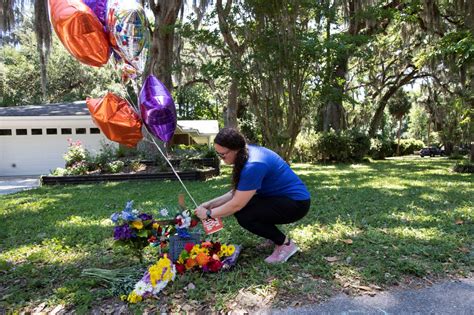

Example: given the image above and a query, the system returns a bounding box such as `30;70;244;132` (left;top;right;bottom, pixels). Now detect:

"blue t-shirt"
237;145;310;200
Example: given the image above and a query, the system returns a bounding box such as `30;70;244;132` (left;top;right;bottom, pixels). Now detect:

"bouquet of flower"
123;255;176;303
175;241;241;274
110;201;199;259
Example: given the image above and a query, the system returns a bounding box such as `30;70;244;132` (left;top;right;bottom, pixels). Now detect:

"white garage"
0;101;219;176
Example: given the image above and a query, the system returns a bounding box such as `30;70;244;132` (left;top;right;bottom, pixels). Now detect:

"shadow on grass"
0;158;472;312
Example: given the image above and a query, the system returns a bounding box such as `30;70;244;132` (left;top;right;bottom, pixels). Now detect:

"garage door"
0;125;115;176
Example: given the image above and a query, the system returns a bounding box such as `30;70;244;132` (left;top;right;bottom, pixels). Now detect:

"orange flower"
185;258;197;270
196;252;210;266
201;241;213;248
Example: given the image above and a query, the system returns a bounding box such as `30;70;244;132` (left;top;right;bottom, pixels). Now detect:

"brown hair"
214;128;248;190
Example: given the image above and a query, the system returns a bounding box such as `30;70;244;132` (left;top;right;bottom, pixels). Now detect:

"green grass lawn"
1;157;472;313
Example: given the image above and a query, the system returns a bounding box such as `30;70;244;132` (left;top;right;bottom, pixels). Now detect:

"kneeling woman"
194;128;311;263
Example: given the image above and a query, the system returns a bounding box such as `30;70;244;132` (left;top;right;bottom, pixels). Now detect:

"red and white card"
201;217;224;234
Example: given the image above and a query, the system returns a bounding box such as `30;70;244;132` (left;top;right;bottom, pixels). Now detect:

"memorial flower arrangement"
175;241;241;274
123;255;176;303
110;201;199;259
89;200;242;304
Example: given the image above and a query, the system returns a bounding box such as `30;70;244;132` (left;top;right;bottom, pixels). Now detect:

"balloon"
106;0;149;73
86;93;143;147
49;0;110;67
83;0;107;26
139;75;177;143
113;53;138;84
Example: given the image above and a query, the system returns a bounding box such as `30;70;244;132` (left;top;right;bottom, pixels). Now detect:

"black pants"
234;195;310;245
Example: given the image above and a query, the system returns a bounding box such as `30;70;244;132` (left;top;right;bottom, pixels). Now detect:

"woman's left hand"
194;205;208;220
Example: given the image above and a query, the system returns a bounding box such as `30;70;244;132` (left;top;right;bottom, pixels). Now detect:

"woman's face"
214;143;237;165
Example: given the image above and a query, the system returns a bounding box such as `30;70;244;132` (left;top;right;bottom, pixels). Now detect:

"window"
76;128;86;134
0;129;12;136
90;128;100;134
16;129;27;135
61;128;72;135
46;128;58;135
32;129;43;135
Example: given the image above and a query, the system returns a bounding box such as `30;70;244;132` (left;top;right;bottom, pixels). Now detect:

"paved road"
0;176;40;195
272;277;474;315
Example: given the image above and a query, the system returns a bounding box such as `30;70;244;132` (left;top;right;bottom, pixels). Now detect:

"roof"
0;102;219;136
177;120;219;135
0;101;90;116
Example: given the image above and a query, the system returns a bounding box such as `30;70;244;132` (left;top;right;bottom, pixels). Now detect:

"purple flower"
139;213;152;221
113;224;134;240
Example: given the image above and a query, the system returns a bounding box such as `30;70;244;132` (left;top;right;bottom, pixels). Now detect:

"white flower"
134;280;153;296
160;208;169;217
152;280;168;295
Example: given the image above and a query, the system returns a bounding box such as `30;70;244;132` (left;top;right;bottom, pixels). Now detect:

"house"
0;101;219;176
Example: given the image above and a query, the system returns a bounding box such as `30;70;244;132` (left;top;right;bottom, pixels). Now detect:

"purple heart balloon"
139;75;177;143
83;0;107;26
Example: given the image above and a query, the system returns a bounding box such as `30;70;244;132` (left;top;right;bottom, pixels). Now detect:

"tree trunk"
225;76;239;128
470;141;474;163
397;116;402;155
216;0;244;129
147;0;183;91
369;69;418;137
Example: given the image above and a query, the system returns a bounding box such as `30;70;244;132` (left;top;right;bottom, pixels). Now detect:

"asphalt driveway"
0;176;40;195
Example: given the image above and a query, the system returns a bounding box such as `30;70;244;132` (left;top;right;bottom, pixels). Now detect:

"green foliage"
292;130;318;163
452;161;474;173
63;139;88;168
369;138;394;160
312;130;370;162
105;161;125;174
396;138;425;156
0;19;118;106
174;84;219;120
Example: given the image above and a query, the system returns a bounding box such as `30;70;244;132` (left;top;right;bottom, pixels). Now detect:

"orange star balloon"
49;0;110;67
86;93;143;147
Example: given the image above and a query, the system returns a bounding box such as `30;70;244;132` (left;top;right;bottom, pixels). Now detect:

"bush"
348;130;371;162
452;161;474;173
396;138;425;155
68;161;89;175
105;161;125;174
292;130;318;163
370;138;394;160
311;130;370;163
64;139;88;167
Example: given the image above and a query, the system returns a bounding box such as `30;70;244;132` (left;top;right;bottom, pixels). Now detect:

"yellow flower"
127;291;143;304
219;244;228;257
149;256;174;286
226;245;236;256
131;220;143;229
120;295;127;301
190;244;201;256
152;222;160;230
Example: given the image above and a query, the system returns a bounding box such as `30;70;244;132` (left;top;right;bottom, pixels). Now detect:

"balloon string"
122;77;199;209
147;130;199;208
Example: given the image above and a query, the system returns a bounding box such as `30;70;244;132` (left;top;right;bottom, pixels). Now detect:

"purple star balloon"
83;0;107;26
139;75;177;143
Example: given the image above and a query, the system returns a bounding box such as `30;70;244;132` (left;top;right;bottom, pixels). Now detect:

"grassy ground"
1;157;472;313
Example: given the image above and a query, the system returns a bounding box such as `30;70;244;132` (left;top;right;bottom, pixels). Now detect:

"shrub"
105;161;125;174
292;130;318;163
68;161;89;175
396;138;425;155
50;167;69;176
452;161;474;173
310;130;370;163
348;130;371;162
370;138;394;160
64;139;88;167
